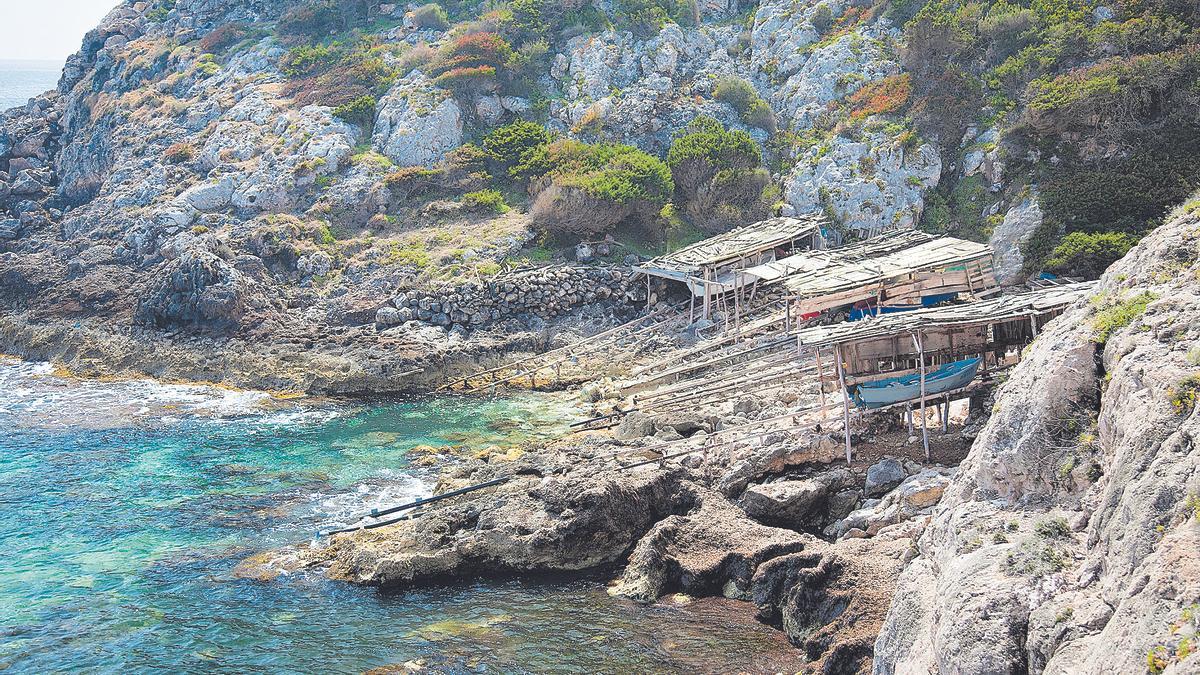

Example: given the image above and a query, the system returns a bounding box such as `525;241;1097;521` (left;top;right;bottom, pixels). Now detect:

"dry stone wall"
376;265;643;329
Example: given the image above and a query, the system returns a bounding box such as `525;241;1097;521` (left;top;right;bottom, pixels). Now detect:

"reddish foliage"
848;74;912;120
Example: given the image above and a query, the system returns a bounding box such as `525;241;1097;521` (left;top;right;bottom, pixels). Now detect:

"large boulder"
865;457;907;497
612;488;815;602
740;468;858;530
372;72;463;168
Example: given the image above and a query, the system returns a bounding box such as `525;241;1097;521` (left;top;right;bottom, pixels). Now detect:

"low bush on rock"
427;32;513;94
281;37;406;108
528;139;673;237
332;95;377;128
163;142;195;164
712;76;776;132
198;22;259;53
462;189;510;214
1091;291;1157;344
411;3;450;30
278;0;369;40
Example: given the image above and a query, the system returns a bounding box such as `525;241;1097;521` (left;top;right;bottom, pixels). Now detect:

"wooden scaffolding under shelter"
634;215;826;322
795;282;1095;463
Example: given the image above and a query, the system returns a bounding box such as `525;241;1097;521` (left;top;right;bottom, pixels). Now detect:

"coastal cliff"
4;0;1198;392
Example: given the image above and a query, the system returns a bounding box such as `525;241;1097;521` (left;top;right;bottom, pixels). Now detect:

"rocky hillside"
2;0;1199;391
874;195;1200;673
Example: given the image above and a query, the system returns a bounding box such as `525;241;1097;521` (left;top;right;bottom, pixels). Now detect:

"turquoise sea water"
0;360;802;673
0;60;61;110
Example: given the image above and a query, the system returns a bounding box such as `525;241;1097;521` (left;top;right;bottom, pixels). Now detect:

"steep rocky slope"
874;197;1200;674
5;0;1195;390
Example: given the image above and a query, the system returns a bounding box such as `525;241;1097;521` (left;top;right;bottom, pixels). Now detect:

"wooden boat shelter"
635;216;825;320
793;282;1094;462
757;233;999;320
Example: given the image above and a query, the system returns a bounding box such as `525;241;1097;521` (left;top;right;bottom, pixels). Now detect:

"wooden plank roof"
639;216;824;274
792;282;1096;348
744;230;935;283
781;236;994;298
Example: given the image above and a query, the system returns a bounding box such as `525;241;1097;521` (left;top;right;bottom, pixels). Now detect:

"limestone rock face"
873;200;1200;674
990;196;1045;285
784;129;942;237
372;73;463;168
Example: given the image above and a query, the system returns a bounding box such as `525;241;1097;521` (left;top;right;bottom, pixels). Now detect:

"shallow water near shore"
0;359;803;673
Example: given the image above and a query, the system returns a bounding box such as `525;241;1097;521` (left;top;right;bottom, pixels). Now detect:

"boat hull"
852;358;981;409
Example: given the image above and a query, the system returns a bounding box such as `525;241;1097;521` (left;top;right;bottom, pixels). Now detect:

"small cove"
0;359;803;673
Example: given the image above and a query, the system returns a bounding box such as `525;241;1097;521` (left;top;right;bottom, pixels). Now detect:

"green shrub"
1091;291;1157;343
462;189;510;214
1044;231;1138;279
482;120;552;177
667;116;771;232
1168;375;1200;414
428;32;513;89
333;95;377;128
712;76;776;132
614;0;697;36
1034;517;1071;539
528;139;673;237
411;3;450;30
277;0;364;40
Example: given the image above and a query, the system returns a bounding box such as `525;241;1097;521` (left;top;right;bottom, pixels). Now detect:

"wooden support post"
835;344;852;465
912;330;930;461
906;406;913;434
689;292;695;324
703;269;712;320
646;275;652;312
942;395;950;433
814;345;828;411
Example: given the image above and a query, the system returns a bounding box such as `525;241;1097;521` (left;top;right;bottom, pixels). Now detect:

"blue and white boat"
851;357;982;409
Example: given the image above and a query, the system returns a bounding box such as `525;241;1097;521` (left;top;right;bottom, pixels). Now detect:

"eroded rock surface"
873;199;1200;674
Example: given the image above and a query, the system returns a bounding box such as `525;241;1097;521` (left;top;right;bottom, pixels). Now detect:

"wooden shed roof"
780;236;995;298
638;216;824;275
744;230;935;283
793;282;1095;348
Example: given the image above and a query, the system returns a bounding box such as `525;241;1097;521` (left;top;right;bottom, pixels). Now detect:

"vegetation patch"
712;76;776;131
1091;291;1157;344
667;116;774;233
1167;375;1200;414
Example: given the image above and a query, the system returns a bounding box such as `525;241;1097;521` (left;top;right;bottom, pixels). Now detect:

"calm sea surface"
0;359;803;673
0;60;61;111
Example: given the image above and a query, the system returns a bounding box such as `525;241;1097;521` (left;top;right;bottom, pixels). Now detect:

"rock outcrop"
873;197;1200;674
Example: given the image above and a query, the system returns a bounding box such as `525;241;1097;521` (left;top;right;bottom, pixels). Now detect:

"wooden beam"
912;330;930;461
835;344;853;465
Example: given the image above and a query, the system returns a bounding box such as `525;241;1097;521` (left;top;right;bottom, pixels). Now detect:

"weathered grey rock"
874;200;1200;674
865;458;906;497
614;411;657;441
372;72;463;168
741;468;857;529
612;488;814;602
990;195;1044;285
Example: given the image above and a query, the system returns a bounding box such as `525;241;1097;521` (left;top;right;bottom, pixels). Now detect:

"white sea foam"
0;359;303;430
291;472;433;534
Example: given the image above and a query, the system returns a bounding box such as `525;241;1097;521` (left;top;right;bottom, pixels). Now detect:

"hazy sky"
0;0;119;62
